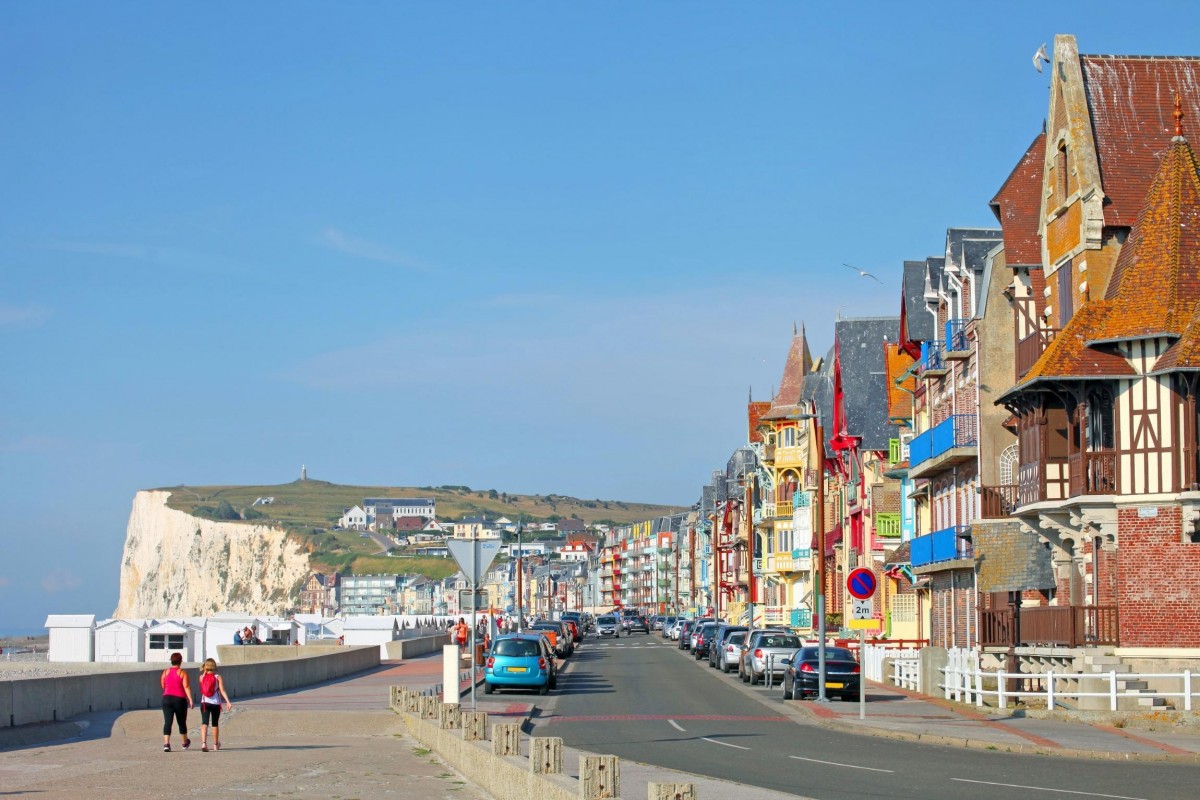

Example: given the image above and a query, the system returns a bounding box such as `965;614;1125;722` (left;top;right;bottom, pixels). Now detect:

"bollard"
581;754;620;799
492;722;522;756
462;711;488;741
404;691;421;713
439;702;461;730
420;696;439;720
648;783;696;800
390;686;404;708
530;736;563;774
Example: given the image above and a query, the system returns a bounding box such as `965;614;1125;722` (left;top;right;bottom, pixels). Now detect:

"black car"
627;616;650;634
781;646;861;701
691;622;718;660
676;619;694;650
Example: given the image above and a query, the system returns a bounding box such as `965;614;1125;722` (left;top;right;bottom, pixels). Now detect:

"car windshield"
492;639;540;658
760;635;801;649
798;647;856;661
727;632;748;645
598;616;616;624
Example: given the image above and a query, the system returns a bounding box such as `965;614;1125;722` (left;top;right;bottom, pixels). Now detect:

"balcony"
1016;327;1059;379
802;468;819;489
888;438;901;465
980;484;1018;519
875;513;901;538
979;605;1119;647
790;608;813;628
775;445;803;467
907;415;978;478
945;319;970;359
910;526;972;569
1068;450;1117;496
775;501;793;518
919;340;947;377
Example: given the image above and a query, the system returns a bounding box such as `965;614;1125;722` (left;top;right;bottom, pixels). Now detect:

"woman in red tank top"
160;652;194;752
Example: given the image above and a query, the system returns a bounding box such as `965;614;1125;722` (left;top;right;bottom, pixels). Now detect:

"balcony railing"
910;526;972;567
1016;327;1059;379
945;319;969;356
1068;450;1117;496
875;513;901;538
802;468;819;489
775;501;793;518
980;484;1018;518
790;608;813;628
979;605;1119;647
909;415;978;473
919;340;946;375
888;438;901;464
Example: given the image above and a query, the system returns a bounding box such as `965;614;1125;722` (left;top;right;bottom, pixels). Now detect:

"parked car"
718;630;749;673
560;618;582;643
484;634;557;695
740;630;803;684
668;618;685;640
781;645;861;701
531;622;572;658
659;616;676;637
688;618;714;651
692;622;718;660
676;619;694;649
596;615;621;638
707;625;748;668
627;615;650;634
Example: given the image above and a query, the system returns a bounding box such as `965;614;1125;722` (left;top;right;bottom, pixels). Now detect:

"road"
528;634;1200;800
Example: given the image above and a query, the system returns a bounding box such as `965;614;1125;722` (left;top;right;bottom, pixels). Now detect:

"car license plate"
508;667;528;673
825;682;844;689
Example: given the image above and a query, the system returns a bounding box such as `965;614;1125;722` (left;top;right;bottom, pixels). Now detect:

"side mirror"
781;658;792;666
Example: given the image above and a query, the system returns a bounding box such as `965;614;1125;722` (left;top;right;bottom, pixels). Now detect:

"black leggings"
162;695;188;736
200;702;222;727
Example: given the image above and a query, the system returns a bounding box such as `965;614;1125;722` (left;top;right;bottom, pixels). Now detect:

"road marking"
950;779;1150;800
701;737;750;750
789;756;893;773
667;719;686;732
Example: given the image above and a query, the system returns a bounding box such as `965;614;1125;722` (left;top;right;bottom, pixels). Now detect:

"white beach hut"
342;615;400;658
144;620;202;663
45;614;96;663
94;618;149;663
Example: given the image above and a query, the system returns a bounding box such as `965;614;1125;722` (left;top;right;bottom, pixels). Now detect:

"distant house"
394;515;431;532
363;498;436;529
94;618;148;663
557;518;587;535
339;505;367;530
300;573;337;614
45;614;96;663
452;515;501;539
145;620;203;663
558;540;595;562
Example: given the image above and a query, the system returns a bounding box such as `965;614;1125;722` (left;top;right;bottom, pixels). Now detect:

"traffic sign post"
447;536;502;711
845;567;879;720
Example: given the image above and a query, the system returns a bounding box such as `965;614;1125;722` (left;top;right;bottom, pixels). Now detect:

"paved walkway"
789;682;1200;760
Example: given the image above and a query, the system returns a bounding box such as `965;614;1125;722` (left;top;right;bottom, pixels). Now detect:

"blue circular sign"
846;567;877;600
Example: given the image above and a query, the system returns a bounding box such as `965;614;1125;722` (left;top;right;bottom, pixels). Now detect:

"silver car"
718;630;749;673
595;615;621;638
740;630;803;684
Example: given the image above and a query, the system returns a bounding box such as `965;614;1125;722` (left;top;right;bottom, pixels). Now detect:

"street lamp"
786;410;830;702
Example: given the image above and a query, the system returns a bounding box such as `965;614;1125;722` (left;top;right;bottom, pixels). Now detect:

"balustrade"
980;484;1018;518
1016;327;1059;379
979;605;1119;647
1068;450;1117;496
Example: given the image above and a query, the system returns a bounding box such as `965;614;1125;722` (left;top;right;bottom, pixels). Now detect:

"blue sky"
3;3;1198;633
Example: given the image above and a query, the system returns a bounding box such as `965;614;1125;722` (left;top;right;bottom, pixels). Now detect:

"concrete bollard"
439;702;461;730
404;691;421;713
648;783;696;800
420;696;439;720
492;722;522;756
461;711;488;741
581;754;620;799
390;685;404;708
530;736;563;774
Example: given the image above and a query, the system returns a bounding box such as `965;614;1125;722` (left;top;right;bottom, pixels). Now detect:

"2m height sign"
846;567;880;630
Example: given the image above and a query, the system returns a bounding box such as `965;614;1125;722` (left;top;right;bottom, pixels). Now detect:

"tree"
213;501;240;520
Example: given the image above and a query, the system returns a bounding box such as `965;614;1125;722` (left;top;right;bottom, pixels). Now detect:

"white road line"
950;779;1151;800
667;719;686;732
701;737;750;750
789;756;893;773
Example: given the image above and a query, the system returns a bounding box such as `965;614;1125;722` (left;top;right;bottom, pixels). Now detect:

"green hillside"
159;479;686;577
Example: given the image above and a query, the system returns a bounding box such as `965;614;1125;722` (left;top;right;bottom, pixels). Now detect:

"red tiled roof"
1155;304;1200;371
990;132;1046;267
770;327;813;409
1080;55;1200;227
1093;134;1200;343
1015;300;1135;389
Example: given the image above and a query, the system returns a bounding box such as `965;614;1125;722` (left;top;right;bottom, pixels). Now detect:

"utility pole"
516;522;524;632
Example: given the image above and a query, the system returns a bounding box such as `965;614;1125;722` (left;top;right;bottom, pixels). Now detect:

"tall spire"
1175;92;1186;141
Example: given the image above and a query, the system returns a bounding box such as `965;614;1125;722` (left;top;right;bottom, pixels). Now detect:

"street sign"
848;597;879;630
446;537;502;585
846;567;877;600
458;588;489;612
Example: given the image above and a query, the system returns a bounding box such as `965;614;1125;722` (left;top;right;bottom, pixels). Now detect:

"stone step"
1137;696;1169;707
1118;680;1150;691
1085;663;1133;674
1084;655;1123;666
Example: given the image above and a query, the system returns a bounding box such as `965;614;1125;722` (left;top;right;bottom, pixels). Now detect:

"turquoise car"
484;634;557;695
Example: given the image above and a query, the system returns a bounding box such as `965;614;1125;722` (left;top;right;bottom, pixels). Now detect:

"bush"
242;507;264;520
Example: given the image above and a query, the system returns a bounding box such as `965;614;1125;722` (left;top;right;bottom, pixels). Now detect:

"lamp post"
515;522;524;632
787;410;830;702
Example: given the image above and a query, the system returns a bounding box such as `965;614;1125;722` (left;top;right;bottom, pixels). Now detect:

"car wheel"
783;679;794;700
550;676;557;689
752;671;761;685
538;682;550;696
721;661;730;673
841;693;855;702
483;682;495;695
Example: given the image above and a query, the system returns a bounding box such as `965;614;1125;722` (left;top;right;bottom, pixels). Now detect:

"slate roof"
1079;54;1200;227
763;325;814;420
944;228;1003;279
799;347;835;457
989;132;1047;268
834;317;900;451
900;260;938;342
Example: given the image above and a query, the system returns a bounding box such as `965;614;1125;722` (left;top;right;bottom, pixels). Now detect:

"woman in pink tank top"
160;652;194;752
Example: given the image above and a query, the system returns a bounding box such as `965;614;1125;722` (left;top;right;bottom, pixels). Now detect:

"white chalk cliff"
115;490;310;618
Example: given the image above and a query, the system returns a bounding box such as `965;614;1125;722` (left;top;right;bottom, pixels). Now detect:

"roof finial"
1174;93;1185;139
793;321;797;336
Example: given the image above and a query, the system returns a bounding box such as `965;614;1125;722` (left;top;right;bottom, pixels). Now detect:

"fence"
861;643;922;683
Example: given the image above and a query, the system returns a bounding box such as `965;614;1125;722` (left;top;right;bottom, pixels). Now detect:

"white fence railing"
861;643;921;682
941;662;1198;711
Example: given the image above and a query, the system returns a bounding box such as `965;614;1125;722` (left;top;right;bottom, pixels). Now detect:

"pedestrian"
197;658;232;752
454;617;469;648
160;652;193;752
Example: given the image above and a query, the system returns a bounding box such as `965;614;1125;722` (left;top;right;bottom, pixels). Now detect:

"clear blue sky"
3;3;1198;633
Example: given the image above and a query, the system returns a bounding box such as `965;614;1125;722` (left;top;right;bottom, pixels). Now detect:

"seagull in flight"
841;263;884;284
1033;43;1049;73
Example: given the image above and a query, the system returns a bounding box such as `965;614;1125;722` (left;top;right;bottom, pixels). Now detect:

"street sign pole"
470;530;477;711
860;627;866;719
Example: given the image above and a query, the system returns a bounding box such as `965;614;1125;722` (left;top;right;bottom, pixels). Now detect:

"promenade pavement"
4;649;1200;800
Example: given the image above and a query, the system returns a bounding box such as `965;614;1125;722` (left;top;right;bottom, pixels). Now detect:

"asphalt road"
527;634;1200;800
